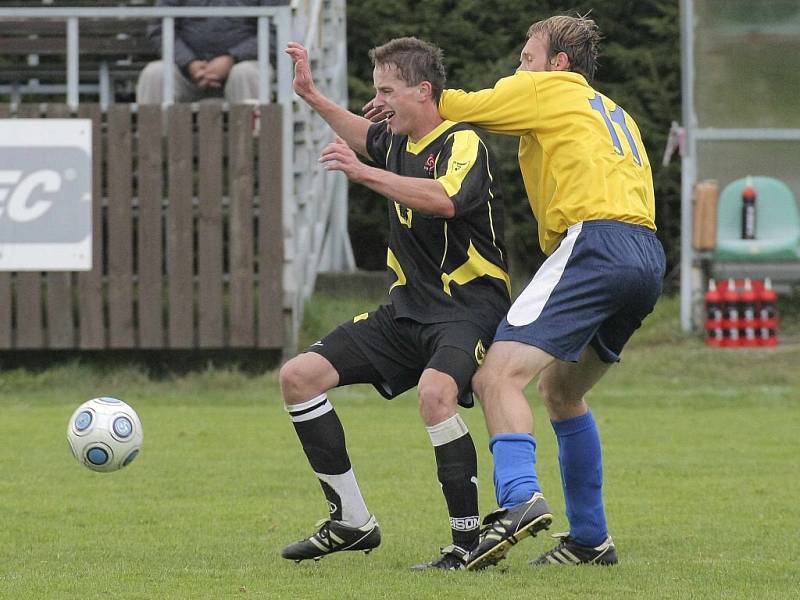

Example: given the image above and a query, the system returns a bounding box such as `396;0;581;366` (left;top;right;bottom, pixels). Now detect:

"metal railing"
0;5;292;107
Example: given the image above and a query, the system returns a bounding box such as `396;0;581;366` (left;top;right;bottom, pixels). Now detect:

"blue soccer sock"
489;433;541;509
552;410;608;547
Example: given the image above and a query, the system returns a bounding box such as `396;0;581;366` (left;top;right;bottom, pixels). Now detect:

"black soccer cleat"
465;492;552;571
530;532;618;566
409;544;471;571
281;515;381;562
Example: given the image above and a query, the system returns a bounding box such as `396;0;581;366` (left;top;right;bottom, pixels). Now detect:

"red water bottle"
721;278;741;347
704;278;724;346
741;176;757;239
758;278;778;346
740;278;758;347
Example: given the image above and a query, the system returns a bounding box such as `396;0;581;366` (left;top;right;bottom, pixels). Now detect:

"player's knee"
417;381;455;425
537;375;556;404
279;356;318;404
471;367;492;400
537;375;576;411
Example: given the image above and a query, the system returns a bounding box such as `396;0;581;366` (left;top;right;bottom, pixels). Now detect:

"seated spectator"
137;0;286;104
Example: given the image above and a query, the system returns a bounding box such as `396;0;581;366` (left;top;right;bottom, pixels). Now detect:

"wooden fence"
0;103;284;350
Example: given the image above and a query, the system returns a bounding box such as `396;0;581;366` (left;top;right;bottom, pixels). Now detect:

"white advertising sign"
0;119;92;270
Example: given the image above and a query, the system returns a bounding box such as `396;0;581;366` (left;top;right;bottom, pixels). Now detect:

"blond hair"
528;14;601;82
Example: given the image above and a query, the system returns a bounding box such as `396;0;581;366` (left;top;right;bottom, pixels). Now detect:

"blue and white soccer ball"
67;397;143;472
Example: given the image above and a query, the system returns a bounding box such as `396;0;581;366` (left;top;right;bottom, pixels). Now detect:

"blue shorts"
495;220;666;363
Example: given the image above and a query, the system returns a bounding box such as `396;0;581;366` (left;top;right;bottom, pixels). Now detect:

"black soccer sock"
286;394;370;527
427;414;480;550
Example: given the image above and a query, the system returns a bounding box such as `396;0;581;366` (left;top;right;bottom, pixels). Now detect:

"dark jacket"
147;0;287;68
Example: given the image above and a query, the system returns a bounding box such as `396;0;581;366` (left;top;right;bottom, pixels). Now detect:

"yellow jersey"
439;70;656;255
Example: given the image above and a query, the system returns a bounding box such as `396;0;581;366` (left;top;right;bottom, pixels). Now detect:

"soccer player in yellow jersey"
437;15;666;568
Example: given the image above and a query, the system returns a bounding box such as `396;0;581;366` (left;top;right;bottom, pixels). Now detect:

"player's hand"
286;42;317;99
320;137;367;182
362;98;391;122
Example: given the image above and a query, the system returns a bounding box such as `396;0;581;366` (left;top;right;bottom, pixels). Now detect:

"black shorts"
304;304;496;408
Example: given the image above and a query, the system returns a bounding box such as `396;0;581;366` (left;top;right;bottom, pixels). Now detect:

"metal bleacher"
0;1;155;107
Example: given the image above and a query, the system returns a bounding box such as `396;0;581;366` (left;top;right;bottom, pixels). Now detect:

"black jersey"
366;119;510;327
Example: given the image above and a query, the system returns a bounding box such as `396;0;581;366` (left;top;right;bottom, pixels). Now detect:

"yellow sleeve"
436;130;480;198
439;72;537;136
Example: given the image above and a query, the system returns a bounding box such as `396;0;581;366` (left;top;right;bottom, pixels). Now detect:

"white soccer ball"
67;397;143;472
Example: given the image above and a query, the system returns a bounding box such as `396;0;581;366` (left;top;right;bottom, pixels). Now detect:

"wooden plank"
43;103;76;349
0;104;10;349
2;65;146;78
14;104;44;349
197;104;224;348
0;19;148;35
228;105;255;347
0;37;150;55
166;104;194;348
258;105;285;348
136;105;165;348
106;104;135;348
77;104;105;349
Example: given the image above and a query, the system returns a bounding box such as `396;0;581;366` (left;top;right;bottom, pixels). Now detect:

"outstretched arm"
286;42;371;157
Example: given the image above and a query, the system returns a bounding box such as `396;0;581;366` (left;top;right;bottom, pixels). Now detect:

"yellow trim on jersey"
387;247;407;292
440;221;449;268
437;130;480;198
441;241;511;297
394;201;413;228
481;141;504;263
487;198;502;262
406;120;457;155
475;339;487;364
353;312;369;323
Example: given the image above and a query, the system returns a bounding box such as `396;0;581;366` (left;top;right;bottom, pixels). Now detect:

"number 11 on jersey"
589;93;642;166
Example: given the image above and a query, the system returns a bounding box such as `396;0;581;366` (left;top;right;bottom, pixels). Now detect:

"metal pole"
275;6;297;349
99;61;111;110
162;16;175;106
333;0;354;270
257;16;270;104
680;0;696;332
66;17;79;109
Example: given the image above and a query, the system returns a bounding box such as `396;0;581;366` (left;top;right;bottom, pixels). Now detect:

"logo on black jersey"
475;339;487;364
424;153;435;175
394;201;413;228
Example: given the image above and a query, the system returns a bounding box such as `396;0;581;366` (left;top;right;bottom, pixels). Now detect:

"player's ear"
553;51;570;71
418;81;433;101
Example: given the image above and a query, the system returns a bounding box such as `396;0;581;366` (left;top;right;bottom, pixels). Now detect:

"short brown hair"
368;37;447;102
528;14;601;82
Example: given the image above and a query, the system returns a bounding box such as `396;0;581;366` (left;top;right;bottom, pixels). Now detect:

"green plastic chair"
713;176;800;262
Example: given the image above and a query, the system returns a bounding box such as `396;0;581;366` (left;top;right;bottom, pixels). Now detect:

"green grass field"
1;295;798;599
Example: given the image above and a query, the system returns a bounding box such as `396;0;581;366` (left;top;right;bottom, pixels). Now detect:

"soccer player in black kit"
280;38;510;570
